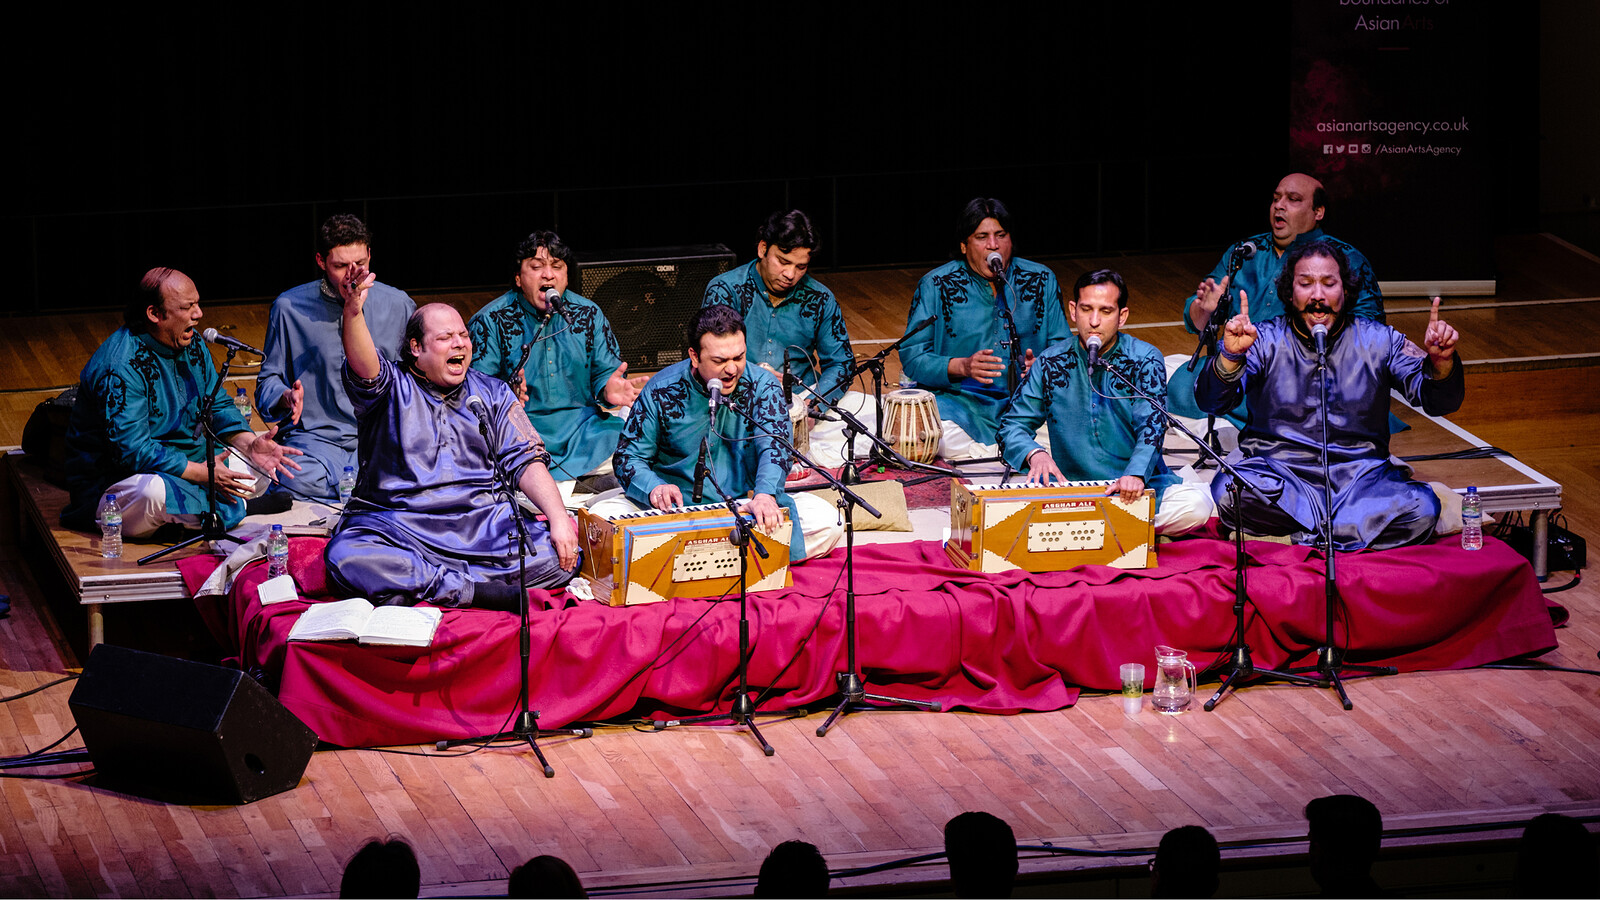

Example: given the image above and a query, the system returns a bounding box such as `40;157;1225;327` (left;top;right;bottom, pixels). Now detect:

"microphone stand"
1090;349;1325;710
1281;329;1396;709
436;400;592;775
993;273;1023;398
141;345;249;565
848;315;940;471
652;421;794;756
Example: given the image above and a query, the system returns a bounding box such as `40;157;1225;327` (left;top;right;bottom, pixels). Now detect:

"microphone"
906;314;937;338
986;251;1006;280
200;328;263;356
1312;322;1328;357
707;378;723;412
543;288;573;326
1085;334;1102;370
1232;240;1260;262
692;440;708;505
466;395;494;437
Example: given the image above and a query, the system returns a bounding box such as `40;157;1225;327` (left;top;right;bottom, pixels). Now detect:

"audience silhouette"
339;836;420;899
1305;794;1387;897
754;839;830;897
1150;824;1220;898
944;811;1019;898
1513;812;1599;898
507;854;588;898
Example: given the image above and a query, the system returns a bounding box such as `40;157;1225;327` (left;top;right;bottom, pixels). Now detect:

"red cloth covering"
178;534;1559;749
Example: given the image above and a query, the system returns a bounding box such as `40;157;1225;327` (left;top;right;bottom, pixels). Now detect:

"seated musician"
323;266;578;611
702;209;854;403
1167;173;1385;425
997;269;1214;535
598;306;844;561
468;230;647;492
1195;239;1463;551
899;198;1070;459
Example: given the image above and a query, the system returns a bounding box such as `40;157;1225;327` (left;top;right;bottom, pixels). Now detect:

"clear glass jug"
1152;645;1196;713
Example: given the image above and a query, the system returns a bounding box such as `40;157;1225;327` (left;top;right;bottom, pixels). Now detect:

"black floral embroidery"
127;345;165;423
933;270;970;339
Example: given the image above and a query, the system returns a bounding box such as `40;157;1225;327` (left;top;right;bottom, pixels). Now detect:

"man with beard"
1168;173;1384;423
256;214;415;502
468;230;646;488
998;269;1213;535
1195;239;1462;551
324;266;577;610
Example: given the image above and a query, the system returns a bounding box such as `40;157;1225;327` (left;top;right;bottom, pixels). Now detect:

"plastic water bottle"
339;466;356;505
267;524;289;578
234;387;251;422
1461;486;1483;551
100;494;122;559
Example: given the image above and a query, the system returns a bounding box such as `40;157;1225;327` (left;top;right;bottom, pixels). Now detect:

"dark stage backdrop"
2;4;1535;315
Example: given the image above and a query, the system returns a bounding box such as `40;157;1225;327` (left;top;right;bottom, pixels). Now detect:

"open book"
287;598;443;648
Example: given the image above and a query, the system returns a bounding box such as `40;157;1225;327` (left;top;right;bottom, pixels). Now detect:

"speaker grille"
576;244;735;372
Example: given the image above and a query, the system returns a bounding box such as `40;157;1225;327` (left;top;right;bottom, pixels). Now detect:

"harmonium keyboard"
577;503;793;606
945;479;1155;574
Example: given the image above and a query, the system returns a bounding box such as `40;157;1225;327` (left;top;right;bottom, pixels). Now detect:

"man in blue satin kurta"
324;272;579;610
468;231;646;482
612;305;809;558
998;269;1212;535
63;268;301;535
901;198;1069;453
1195;240;1464;552
702;209;855;402
1169;173;1385;422
257;215;415;500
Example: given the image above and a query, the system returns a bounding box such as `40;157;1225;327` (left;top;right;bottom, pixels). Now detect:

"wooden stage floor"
2;237;1599;897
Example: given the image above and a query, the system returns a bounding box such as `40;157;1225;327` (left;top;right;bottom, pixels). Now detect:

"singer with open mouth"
323;266;578;611
1195;239;1463;552
897;197;1070;460
997;268;1215;536
1168;173;1386;425
468;230;646;494
61;267;303;538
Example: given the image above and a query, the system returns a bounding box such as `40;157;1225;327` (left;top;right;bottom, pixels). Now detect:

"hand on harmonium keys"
649;483;684;511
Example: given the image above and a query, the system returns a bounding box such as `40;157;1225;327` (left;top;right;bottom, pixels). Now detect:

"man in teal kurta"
701;209;854;402
468;231;647;482
62;268;302;536
1167;173;1384;423
997;269;1212;535
900;198;1070;457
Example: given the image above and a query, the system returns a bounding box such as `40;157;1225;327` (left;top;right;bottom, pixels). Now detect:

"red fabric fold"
185;534;1560;748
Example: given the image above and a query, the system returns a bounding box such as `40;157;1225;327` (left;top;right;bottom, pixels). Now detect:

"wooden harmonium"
946;480;1155;574
577;504;792;606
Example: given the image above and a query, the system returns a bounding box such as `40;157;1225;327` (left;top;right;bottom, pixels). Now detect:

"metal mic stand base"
435;712;595;778
137;511;247;565
815;671;941;737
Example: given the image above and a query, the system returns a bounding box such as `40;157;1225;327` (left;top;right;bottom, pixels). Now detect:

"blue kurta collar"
136;329;182;359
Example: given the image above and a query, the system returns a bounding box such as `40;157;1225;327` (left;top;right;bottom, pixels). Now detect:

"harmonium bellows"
577;504;793;606
945;480;1156;574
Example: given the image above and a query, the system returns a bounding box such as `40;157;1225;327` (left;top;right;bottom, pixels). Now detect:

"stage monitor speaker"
68;644;319;805
576;244;736;372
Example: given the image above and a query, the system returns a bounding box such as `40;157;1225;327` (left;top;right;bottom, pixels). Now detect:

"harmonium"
577;503;793;606
945;479;1156;574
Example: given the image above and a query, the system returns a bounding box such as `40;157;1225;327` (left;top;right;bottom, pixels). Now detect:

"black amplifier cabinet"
575;244;736;372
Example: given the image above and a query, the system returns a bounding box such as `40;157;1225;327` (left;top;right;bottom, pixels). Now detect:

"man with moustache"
997;269;1213;535
899;197;1069;458
256;214;415;502
468;230;646;487
604;305;843;560
62;267;302;535
1169;173;1385;422
1195;239;1463;551
701;209;854;402
324;266;578;610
